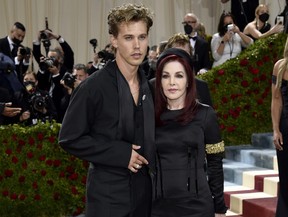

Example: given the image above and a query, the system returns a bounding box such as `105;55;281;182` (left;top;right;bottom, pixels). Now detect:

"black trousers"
85;165;152;217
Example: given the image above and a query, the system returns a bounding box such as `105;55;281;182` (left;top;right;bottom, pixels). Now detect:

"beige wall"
0;0;285;67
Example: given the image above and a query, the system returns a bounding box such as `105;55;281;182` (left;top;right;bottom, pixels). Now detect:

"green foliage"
199;33;287;145
0;121;87;217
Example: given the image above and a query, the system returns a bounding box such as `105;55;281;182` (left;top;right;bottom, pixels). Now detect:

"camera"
39;56;58;71
227;24;234;32
62;72;76;89
29;91;47;111
97;50;114;63
40;30;49;40
277;16;284;25
19;47;31;56
89;38;98;53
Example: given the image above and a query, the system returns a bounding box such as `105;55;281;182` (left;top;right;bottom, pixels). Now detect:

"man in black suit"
59;3;155;217
182;13;211;75
221;0;259;32
0;22;31;83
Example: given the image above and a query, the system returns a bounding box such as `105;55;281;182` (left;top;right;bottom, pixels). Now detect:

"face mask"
259;13;269;22
24;81;36;93
12;38;22;46
184;24;193;35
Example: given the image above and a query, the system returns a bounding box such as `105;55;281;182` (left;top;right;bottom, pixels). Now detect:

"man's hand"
128;145;149;173
2;102;22;117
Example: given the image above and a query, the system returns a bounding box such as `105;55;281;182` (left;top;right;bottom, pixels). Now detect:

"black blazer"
0;37;12;59
0;36;28;81
193;37;211;74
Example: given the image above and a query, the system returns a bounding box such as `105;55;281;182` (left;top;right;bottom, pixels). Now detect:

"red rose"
220;124;225;130
69;173;78;181
41;170;47;177
59;171;65;178
227;126;236;132
46;159;53;166
221;97;228;103
249;67;259;75
28;137;35;146
19;194;26;201
10;193;18;200
4;169;13;177
214;78;220;84
19;176;25;183
34;194;41;200
18;139;25;146
256;60;263;67
259;74;267;81
262;55;270;62
22;161;28;169
53;159;61;167
37;144;43;150
253;77;260;83
12;156;18;164
2;190;9;197
47;180;54;186
240;58;249;66
257;98;264;105
10;193;17;200
5;148;12;155
71;186;79;195
27;152;34;159
48;136;56;143
39;155;46;161
37;133;44;141
66;166;75;174
81;176;87;185
241;80;249;87
32;181;38;189
218;69;225;75
53;192;60;200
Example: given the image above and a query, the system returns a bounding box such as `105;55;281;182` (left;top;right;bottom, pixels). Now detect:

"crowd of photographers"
0;21;115;125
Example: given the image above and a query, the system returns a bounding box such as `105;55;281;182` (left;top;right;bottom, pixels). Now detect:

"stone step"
223;159;268;185
225;146;276;170
242;197;277;217
251;132;274;149
242;170;278;190
229;192;275;215
226;209;242;216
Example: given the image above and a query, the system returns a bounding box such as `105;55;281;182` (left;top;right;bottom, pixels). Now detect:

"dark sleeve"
0;102;4;114
204;106;227;214
58;80;132;168
195;78;213;106
33;43;43;65
60;41;74;71
202;41;212;70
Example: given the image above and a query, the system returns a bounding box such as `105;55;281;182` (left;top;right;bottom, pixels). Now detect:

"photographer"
33;29;74;71
88;41;114;75
36;47;68;122
0;22;31;84
20;70;57;125
60;63;89;113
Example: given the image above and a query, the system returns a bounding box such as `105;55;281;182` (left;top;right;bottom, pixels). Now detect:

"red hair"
155;55;198;126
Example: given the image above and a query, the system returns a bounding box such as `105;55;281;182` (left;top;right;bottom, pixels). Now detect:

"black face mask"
12;38;22;46
259;13;269;22
24;81;36;93
184;24;193;35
